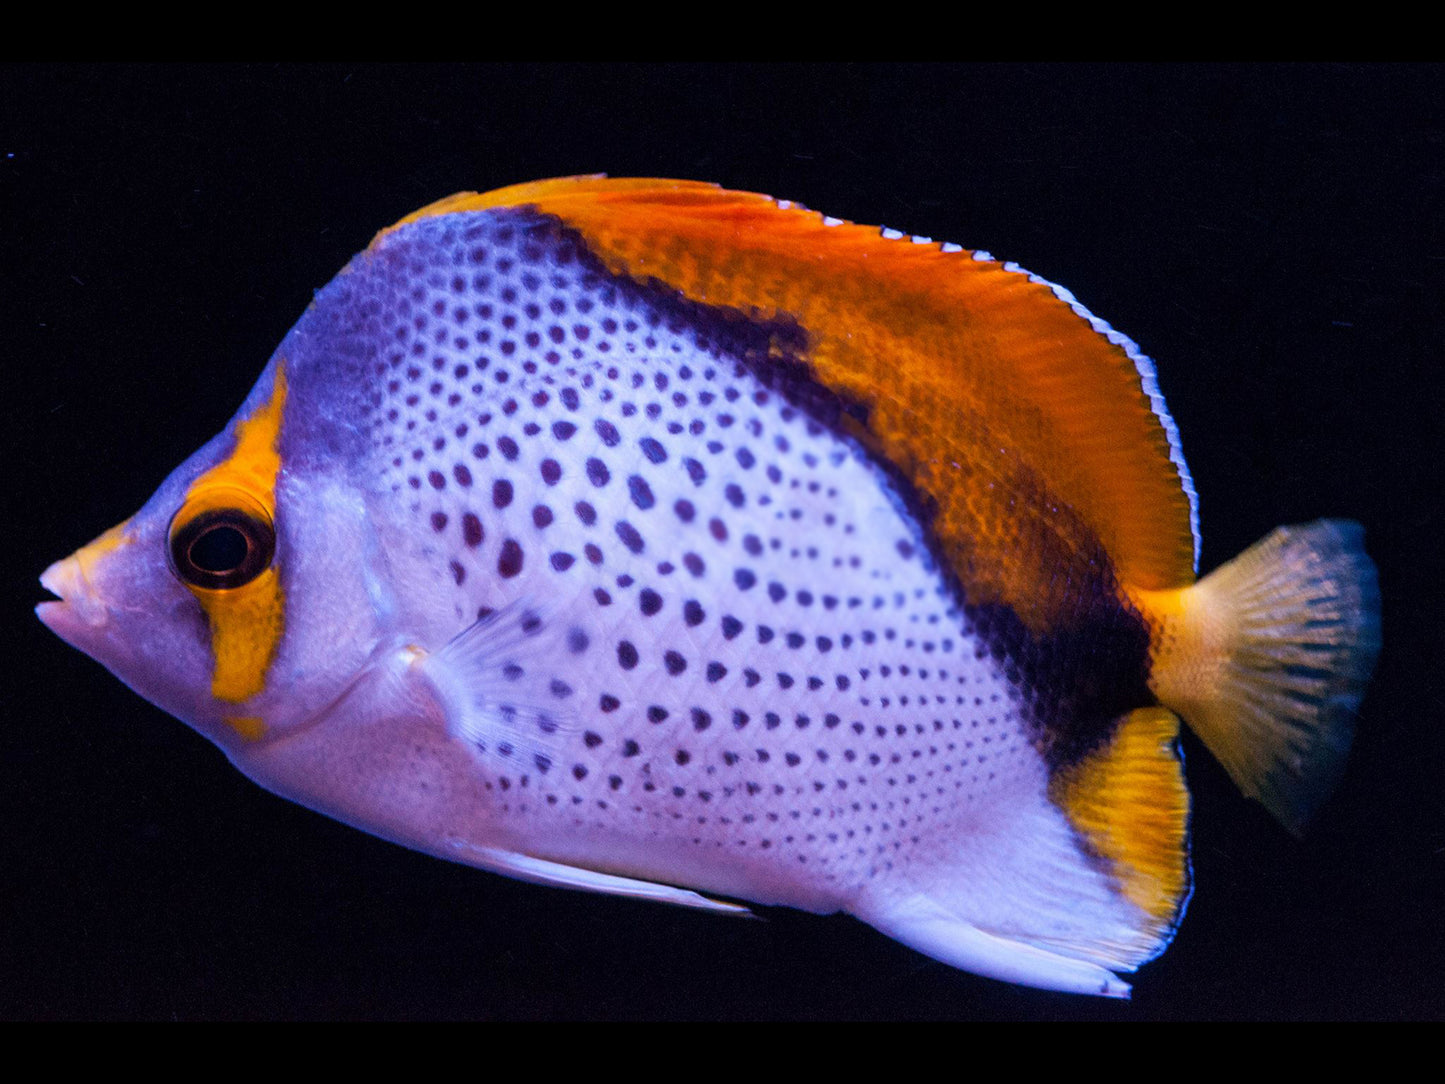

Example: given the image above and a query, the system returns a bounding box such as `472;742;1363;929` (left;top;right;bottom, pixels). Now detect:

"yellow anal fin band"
1050;706;1190;939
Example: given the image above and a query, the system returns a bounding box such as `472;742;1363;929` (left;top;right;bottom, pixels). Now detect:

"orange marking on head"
65;517;134;586
187;363;288;514
75;518;133;562
223;715;267;742
177;362;289;703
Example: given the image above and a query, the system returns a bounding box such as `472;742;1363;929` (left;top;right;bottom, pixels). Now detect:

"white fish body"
38;178;1380;997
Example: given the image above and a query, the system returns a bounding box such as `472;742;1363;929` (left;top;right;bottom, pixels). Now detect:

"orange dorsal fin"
381;177;1199;626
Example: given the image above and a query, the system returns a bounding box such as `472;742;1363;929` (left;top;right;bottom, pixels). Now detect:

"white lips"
36;555;109;642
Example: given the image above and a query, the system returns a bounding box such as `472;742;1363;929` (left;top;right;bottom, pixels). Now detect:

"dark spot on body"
616;521;645;554
497;539;524;577
462;513;484;548
628;475;655;510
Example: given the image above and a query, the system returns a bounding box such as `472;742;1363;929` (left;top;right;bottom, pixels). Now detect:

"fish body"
38;177;1380;996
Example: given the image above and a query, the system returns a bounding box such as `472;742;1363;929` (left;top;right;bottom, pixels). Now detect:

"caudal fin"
1139;520;1381;835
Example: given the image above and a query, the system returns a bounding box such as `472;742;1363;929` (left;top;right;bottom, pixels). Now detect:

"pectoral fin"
414;601;581;774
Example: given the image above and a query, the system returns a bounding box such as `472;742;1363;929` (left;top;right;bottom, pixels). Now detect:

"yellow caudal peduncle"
179;363;289;714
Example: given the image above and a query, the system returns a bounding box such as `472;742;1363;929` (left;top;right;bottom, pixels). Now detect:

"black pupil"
190;524;250;573
170;505;274;591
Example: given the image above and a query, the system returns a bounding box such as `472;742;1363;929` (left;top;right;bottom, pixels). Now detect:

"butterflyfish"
38;177;1381;997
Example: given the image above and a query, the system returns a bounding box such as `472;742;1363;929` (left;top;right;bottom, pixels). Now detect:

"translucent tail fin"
1138;520;1381;835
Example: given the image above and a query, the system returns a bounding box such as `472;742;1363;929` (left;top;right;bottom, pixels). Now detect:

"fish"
37;176;1381;997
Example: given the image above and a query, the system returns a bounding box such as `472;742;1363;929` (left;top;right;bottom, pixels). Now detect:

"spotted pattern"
311;208;1145;904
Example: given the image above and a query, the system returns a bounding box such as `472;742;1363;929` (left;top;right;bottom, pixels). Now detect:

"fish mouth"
36;555;110;642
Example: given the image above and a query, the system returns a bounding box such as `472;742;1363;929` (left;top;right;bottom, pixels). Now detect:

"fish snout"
37;553;112;640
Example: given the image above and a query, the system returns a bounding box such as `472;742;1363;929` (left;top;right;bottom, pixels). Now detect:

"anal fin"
1048;705;1192;948
442;838;754;916
865;893;1132;997
854;709;1189;997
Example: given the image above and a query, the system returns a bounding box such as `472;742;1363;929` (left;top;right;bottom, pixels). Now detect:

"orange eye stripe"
179;362;289;710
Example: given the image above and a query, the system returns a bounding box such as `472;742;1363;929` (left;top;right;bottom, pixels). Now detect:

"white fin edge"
444;838;754;916
998;260;1201;573
863;893;1131;998
836;223;1201;572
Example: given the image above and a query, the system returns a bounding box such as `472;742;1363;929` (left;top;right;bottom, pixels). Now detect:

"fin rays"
416;601;581;773
1137;519;1381;834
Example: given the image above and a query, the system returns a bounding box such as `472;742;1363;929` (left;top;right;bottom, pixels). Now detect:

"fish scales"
301;207;1055;911
38;177;1381;997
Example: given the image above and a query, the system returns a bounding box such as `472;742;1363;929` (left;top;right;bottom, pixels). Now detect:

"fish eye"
168;493;275;591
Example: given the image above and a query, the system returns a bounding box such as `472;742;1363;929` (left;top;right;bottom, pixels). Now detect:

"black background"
3;64;1441;1020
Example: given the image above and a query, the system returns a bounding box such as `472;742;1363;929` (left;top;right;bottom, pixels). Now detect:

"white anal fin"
863;894;1131;998
443;838;754;916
